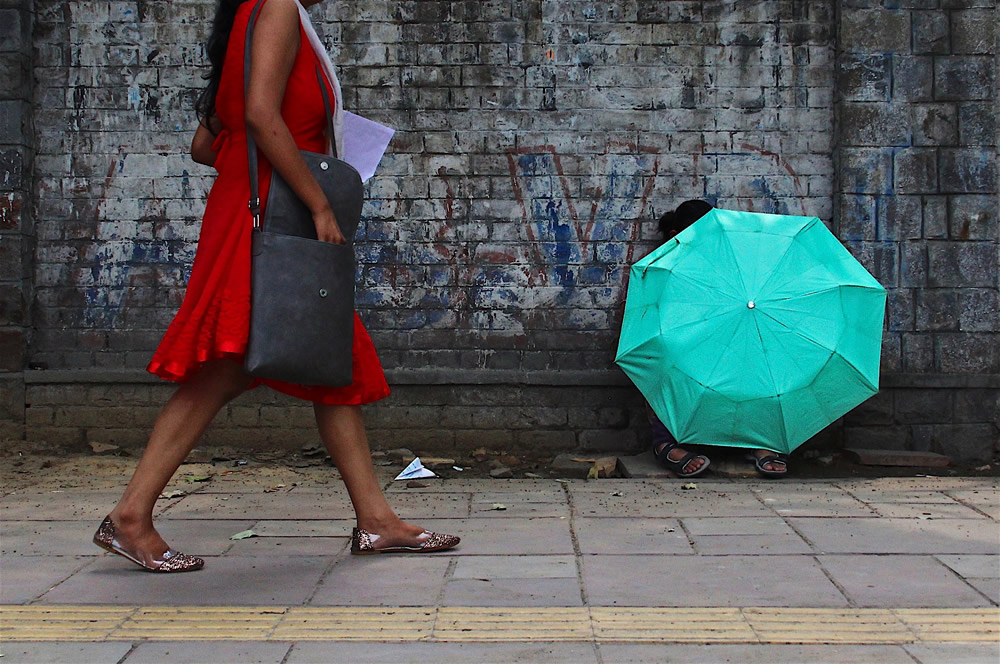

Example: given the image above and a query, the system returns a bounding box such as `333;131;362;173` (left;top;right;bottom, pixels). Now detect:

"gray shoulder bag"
242;0;364;386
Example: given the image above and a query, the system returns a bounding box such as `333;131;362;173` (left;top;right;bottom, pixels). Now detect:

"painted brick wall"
0;0;34;439
8;1;999;459
29;0;835;371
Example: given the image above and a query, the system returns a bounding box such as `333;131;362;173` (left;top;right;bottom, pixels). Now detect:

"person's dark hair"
195;0;252;127
658;199;713;237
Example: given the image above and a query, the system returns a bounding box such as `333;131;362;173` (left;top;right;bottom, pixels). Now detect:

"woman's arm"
245;0;344;244
191;119;219;166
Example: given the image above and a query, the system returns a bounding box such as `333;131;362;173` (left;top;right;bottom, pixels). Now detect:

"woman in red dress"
93;0;458;572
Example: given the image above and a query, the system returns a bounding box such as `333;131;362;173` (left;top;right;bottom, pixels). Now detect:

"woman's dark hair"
195;0;252;126
658;199;713;237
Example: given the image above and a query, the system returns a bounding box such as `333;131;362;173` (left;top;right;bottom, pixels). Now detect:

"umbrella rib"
650;265;744;303
750;313;789;449
674;314;748;440
756;307;843;357
657;307;740;335
753;217;818;300
717;224;751;298
823;348;879;393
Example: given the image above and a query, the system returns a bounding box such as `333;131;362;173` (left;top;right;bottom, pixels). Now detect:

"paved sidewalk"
1;459;998;663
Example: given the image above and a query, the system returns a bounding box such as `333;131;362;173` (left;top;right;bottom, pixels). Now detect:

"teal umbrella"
615;209;886;454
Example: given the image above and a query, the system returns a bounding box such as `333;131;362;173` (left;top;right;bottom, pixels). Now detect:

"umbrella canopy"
615;209;886;454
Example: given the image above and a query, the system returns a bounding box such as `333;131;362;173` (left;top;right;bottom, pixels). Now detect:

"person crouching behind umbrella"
645;200;788;479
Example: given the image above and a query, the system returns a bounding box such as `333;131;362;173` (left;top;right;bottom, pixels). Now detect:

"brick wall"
836;1;998;460
0;0;34;439
5;1;998;459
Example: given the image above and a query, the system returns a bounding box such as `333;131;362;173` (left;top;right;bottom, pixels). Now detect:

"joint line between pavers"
737;608;765;645
941;490;995;520
892;608;936;644
561;480;591;608
934;552;1000;607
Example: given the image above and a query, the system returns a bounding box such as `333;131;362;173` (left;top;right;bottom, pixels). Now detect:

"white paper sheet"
340;111;394;183
394;457;437;481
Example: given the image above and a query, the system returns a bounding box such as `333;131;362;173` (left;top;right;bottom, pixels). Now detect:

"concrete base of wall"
3;370;997;461
0;373;25;441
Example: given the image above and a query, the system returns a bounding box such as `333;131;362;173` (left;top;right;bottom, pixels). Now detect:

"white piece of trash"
394;457;438;481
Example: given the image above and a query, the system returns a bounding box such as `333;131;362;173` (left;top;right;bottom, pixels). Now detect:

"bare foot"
752;449;787;474
359;517;434;550
654;443;707;474
106;511;171;567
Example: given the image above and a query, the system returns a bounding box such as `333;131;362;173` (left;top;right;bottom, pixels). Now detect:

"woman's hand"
312;206;346;244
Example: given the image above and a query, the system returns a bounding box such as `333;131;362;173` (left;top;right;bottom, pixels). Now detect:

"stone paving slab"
470;501;570;518
2;520;106;556
844;488;971;505
37;555;331;606
964;577;1000;604
441;577;583;607
818;555;992;607
868;502;989;519
0;642;134;664
596;643;919;663
383;479;559;493
407;518;575;556
563;479;670;493
581;555;848;607
0;555;89;604
123;641;292;663
572;488;772;518
836;478;996;491
791;518;998;554
945;489;1000;520
285;641;600;663
0;492;136;521
225;535;349;557
574;517;691;555
936;555;1000;579
453;555;577;579
384;492;472;519
160;492;359;520
309;554;451;607
683;516;795;536
903;644;1000;664
250;519;355;537
689;533;812;555
756;493;878;517
473;489;567;504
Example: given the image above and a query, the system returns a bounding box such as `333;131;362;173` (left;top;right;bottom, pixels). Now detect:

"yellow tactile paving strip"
1;605;997;643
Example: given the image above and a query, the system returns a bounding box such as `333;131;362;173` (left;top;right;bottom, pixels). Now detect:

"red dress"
147;1;390;405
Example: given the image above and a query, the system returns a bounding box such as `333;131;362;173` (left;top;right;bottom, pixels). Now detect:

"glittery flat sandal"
351;527;460;555
92;516;205;573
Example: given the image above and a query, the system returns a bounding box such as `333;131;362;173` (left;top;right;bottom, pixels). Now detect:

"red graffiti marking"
736;142;807;214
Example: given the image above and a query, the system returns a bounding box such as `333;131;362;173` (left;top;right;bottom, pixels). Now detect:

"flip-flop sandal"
750;453;787;478
654;442;710;478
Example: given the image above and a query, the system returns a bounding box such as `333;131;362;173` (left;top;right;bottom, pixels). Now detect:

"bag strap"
243;0;337;229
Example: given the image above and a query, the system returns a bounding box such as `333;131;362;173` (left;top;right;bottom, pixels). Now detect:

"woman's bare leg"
314;404;427;546
107;359;253;559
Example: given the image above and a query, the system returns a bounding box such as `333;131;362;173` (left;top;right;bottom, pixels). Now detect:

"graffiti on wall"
79;141;813;335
